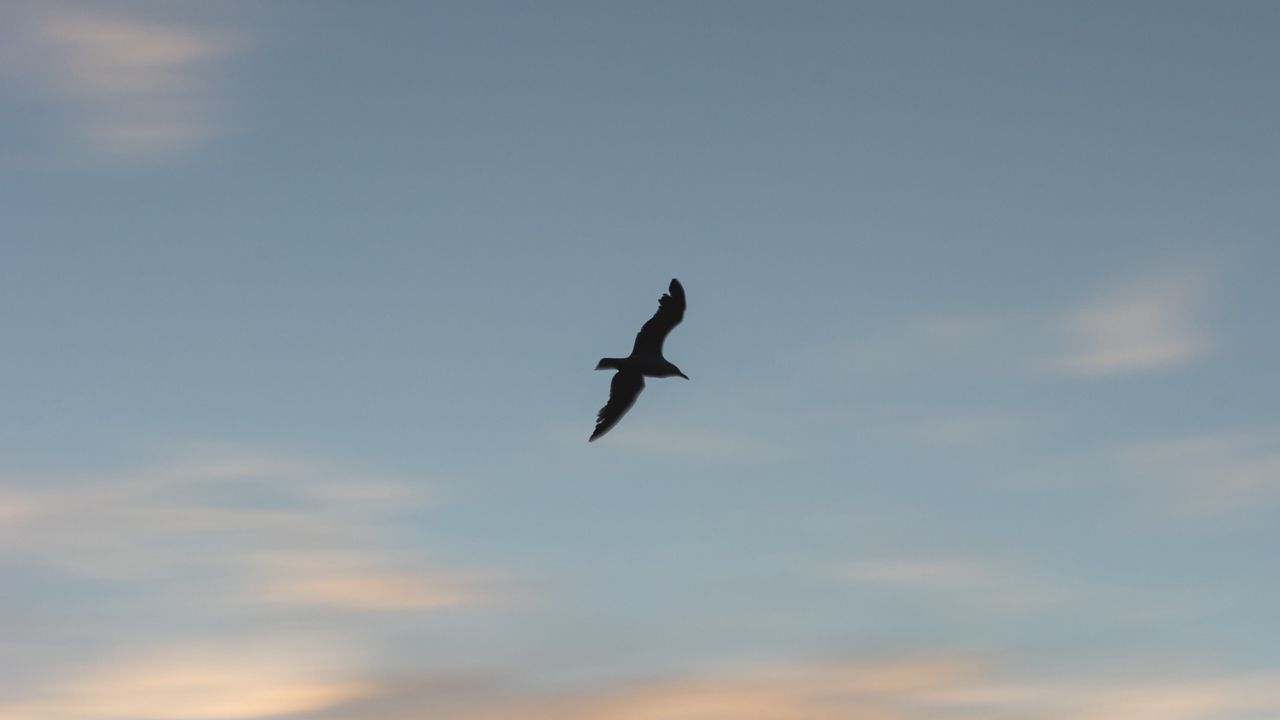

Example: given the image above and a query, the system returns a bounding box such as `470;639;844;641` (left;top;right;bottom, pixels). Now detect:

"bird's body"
590;279;688;442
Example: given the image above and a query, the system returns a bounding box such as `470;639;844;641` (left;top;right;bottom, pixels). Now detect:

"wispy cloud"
1052;270;1210;376
305;657;1280;720
834;267;1213;387
1118;428;1280;513
6;4;239;158
0;448;519;719
10;647;1279;720
251;551;497;611
312;657;983;720
0;449;493;610
0;641;370;720
842;556;1066;612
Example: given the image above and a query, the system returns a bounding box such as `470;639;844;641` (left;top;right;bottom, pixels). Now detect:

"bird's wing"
589;371;645;442
631;278;686;356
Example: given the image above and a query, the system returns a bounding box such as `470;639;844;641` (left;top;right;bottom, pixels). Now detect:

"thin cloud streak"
831;267;1213;386
251;551;491;611
0;450;493;610
842;557;1066;612
1119;428;1280;513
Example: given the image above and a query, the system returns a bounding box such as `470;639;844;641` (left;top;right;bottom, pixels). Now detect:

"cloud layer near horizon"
10;647;1280;720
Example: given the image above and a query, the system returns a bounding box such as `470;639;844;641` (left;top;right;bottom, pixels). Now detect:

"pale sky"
3;2;1280;719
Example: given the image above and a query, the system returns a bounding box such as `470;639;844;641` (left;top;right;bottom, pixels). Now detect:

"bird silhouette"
590;278;689;442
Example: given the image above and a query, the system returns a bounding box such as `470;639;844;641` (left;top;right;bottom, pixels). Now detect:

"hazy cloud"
0;448;521;719
1053;271;1209;376
1119;428;1280;513
835;267;1213;387
251;551;494;611
303;657;1280;720
6;4;239;157
311;657;983;720
9;644;1279;720
0;641;369;720
0;449;490;610
842;556;1066;612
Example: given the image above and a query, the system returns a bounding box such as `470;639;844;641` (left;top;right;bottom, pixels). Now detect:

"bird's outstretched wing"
631;278;685;356
590;371;645;442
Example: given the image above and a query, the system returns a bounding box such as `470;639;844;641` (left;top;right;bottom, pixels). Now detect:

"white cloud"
1053;271;1209;376
8;5;239;158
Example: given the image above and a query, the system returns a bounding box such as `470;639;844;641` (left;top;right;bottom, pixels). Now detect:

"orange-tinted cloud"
0;643;369;720
312;658;983;720
0;450;501;610
305;658;1280;720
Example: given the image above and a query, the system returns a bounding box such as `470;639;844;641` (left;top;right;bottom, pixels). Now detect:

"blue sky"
3;2;1280;718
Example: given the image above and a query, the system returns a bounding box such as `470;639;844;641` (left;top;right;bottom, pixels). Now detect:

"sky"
2;1;1280;718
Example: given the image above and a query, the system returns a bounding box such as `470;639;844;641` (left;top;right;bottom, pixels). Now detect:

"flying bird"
590;278;689;442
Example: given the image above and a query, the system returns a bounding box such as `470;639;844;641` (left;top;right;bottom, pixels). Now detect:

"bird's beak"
679;372;690;380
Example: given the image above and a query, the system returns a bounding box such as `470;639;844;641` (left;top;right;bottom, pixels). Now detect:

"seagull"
590;278;689;442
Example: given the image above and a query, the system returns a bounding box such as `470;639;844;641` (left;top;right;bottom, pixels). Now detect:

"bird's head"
658;360;688;379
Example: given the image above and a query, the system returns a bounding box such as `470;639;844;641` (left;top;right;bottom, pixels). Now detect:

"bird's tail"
595;357;626;371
